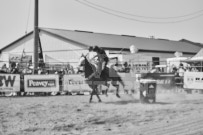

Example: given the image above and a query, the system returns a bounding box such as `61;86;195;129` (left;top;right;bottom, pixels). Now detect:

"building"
0;27;202;70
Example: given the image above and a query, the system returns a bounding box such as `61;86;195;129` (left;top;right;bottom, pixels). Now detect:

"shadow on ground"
104;99;140;105
153;102;173;105
104;100;173;105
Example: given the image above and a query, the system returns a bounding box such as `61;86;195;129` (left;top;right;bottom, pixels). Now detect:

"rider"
87;45;109;79
87;46;96;63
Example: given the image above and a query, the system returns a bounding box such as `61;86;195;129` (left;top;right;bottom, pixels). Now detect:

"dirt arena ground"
0;92;203;135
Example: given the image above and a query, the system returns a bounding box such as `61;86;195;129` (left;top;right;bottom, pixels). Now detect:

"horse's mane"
84;57;96;78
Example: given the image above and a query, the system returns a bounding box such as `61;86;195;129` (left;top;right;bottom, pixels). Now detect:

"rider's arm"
90;54;98;61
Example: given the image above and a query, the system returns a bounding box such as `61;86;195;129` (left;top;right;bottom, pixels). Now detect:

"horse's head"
78;54;86;71
78;53;95;78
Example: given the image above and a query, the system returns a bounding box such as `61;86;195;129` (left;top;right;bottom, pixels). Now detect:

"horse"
78;54;125;102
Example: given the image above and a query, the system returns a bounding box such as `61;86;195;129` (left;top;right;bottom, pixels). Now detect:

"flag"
20;49;26;62
19;49;32;72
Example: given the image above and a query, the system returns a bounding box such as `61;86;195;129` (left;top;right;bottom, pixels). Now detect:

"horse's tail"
108;66;125;87
117;75;125;87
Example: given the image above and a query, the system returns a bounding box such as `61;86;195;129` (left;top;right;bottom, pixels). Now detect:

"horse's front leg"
112;81;120;98
105;82;110;97
89;86;94;103
115;85;120;98
95;86;102;102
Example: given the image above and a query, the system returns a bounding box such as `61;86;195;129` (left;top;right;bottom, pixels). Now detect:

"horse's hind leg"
95;87;102;102
89;87;94;103
105;82;110;97
111;80;120;98
115;85;120;98
96;94;102;102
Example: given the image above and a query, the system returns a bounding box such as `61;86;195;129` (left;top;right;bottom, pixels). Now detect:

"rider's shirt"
88;52;97;64
99;49;109;63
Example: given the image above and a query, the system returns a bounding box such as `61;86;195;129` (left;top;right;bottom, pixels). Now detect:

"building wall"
0;34;34;67
108;50;193;66
136;52;192;65
40;32;87;64
0;32;88;68
0;31;196;68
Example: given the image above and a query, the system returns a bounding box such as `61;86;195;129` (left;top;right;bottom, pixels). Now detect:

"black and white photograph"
0;0;203;135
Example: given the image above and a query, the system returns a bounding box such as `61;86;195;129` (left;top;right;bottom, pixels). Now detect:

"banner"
142;73;176;90
63;74;92;93
24;75;59;92
184;72;203;89
0;74;20;92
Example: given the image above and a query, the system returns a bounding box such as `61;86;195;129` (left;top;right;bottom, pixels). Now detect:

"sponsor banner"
63;74;92;92
142;73;176;90
0;74;20;92
184;72;203;89
24;75;59;92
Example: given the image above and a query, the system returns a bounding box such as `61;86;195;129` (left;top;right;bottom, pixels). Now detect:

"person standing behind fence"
178;63;185;77
10;62;18;74
1;64;8;73
178;63;185;87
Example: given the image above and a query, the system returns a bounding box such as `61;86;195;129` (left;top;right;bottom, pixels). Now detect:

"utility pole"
33;0;39;74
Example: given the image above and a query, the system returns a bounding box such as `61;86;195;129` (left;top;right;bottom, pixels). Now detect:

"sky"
0;0;203;49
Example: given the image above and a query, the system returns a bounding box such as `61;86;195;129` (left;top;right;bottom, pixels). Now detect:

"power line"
25;0;32;34
84;0;203;20
75;0;203;23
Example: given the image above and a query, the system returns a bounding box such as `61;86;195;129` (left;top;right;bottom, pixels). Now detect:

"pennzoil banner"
63;74;92;92
24;75;59;92
0;74;20;92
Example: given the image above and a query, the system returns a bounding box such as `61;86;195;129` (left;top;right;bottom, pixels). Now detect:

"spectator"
172;66;178;73
185;67;191;72
55;71;58;74
191;67;198;72
156;67;162;73
1;64;8;73
64;68;68;74
38;67;43;74
149;65;157;73
178;64;185;77
10;62;18;74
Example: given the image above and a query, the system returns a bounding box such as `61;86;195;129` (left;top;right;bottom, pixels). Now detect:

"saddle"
100;67;109;80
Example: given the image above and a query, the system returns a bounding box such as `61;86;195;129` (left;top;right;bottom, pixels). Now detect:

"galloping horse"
78;54;125;102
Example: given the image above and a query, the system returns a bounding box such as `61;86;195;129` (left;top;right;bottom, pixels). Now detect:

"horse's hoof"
99;100;102;102
89;100;92;103
116;94;120;98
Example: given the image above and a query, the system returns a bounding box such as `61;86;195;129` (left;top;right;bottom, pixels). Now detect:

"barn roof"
40;28;202;54
1;27;202;54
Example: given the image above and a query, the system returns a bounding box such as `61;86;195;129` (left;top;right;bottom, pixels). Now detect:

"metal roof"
1;27;202;54
40;28;202;54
